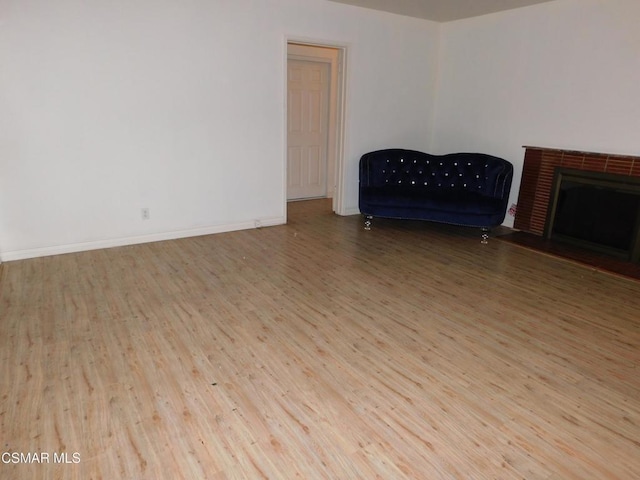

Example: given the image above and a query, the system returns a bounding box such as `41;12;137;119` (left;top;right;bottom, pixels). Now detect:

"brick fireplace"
515;146;640;234
514;146;640;263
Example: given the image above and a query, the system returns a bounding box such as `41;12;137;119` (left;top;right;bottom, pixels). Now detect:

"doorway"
286;42;345;212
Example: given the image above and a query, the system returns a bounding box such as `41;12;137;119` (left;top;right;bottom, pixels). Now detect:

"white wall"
0;0;440;260
432;0;640;227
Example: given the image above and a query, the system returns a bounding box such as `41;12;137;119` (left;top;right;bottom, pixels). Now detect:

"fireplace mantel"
514;146;640;235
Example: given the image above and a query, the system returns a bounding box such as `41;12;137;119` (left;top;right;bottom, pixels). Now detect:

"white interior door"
287;60;330;200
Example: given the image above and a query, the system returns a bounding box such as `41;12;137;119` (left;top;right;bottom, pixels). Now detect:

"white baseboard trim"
341;207;362;216
0;216;285;262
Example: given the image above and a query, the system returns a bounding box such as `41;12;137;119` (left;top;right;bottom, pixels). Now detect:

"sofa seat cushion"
360;187;503;215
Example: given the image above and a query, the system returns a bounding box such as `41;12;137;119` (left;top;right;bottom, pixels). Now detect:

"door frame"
284;38;347;217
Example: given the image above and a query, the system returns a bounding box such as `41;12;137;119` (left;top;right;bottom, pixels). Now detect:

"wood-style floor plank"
1;199;639;479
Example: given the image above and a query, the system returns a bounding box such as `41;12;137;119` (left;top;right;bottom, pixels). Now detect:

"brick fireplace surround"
514;146;640;235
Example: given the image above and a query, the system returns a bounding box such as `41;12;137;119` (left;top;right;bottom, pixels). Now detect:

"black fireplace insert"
545;168;640;262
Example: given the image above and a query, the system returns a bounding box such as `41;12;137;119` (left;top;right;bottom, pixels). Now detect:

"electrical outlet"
141;208;150;220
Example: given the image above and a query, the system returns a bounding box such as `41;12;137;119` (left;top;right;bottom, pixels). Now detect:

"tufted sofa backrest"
360;149;513;198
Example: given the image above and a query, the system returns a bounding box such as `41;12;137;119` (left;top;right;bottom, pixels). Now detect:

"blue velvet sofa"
359;149;513;239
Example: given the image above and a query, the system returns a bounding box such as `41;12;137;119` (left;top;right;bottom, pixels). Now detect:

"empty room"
1;0;639;478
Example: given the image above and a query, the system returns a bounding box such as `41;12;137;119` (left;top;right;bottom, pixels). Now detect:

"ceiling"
328;0;558;22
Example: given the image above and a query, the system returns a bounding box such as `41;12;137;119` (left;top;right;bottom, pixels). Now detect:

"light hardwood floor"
1;199;639;479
